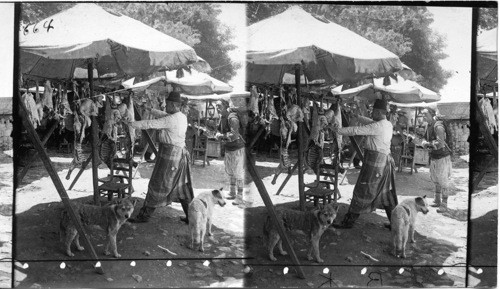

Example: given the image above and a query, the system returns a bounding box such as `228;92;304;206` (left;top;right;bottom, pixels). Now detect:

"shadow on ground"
14;195;245;288
244;201;464;288
469;209;498;287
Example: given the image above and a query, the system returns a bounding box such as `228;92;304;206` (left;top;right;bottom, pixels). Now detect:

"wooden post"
88;60;100;205
295;65;305;211
19;95;104;274
246;151;305;279
17;120;58;183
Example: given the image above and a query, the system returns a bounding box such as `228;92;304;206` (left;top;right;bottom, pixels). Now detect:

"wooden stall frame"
18;90;104;275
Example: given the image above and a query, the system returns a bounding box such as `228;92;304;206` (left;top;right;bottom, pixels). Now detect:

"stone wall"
0;115;12;151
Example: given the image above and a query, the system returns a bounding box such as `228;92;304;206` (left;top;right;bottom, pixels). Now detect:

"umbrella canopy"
247;6;403;85
20;3;199;79
164;68;233;95
331;75;440;104
477;27;497;87
373;75;440;103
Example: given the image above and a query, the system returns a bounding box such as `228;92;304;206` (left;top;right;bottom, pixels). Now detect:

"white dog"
188;188;226;252
391;196;429;258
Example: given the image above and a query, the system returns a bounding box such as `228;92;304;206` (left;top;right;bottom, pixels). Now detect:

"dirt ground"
8;149;246;288
0;146;497;288
243;153;497;288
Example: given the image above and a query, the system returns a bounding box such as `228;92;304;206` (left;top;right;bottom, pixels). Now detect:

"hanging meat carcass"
121;94;136;158
77;98;100;144
65;97;101;180
21;93;41;129
308;102;328;147
59;86;72;118
249;85;260;116
325;100;342;153
266;90;278;121
35;83;44;125
65;112;84;180
42;80;54;111
102;97;121;142
306;102;329;173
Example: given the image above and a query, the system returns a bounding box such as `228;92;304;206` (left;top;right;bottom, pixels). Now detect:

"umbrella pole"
88;60;100;206
295;65;305;211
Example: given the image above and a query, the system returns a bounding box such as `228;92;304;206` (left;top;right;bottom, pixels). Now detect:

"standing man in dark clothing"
128;91;193;223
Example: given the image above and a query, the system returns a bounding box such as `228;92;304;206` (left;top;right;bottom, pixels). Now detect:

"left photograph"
14;2;247;288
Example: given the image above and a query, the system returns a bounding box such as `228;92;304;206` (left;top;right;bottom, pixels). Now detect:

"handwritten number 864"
22;19;54;35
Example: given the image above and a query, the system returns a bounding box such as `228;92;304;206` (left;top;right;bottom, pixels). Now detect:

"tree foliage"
20;3;239;82
478;7;498;31
247;3;453;92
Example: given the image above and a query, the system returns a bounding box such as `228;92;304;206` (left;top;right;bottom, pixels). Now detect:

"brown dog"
60;198;136;258
263;204;338;263
391;196;429;258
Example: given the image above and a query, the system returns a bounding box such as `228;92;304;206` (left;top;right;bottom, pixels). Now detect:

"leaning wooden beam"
341;110;364;159
133;143;150;178
68;153;93;190
275;161;299;196
17;120;58;183
246;150;306;279
133;102;159;156
19;96;104;274
473;158;495;190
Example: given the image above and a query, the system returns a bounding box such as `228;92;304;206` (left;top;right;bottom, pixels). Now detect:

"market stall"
246;6;404;278
18;3;201;273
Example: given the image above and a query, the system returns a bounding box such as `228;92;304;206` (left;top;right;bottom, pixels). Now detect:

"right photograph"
243;3;497;288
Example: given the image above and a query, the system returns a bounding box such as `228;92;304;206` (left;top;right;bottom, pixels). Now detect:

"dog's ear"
132;199;137;207
422;195;427;199
415;197;425;207
219;187;224;192
333;204;340;213
212;190;220;197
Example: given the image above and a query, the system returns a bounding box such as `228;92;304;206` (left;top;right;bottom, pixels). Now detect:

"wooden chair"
98;136;134;201
192;133;209;167
398;142;417;174
98;157;134;201
58;139;73;154
304;163;339;207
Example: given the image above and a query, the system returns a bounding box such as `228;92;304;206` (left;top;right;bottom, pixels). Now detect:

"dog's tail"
262;215;271;247
59;210;68;242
